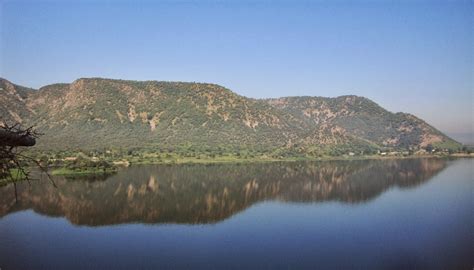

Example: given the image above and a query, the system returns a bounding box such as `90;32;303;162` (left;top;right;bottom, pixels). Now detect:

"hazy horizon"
1;0;472;143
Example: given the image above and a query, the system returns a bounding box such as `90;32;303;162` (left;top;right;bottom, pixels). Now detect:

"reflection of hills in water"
0;159;448;226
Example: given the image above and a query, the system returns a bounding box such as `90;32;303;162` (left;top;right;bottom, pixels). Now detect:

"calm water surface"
0;158;472;269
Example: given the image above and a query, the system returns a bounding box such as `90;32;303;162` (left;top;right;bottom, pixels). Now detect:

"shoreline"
125;153;474;166
15;153;474;177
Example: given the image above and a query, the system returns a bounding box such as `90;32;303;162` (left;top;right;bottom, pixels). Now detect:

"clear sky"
1;0;472;143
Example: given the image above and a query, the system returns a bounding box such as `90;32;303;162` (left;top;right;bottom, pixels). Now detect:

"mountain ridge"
0;77;461;154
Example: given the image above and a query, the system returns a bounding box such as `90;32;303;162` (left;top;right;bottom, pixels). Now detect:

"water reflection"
0;158;448;226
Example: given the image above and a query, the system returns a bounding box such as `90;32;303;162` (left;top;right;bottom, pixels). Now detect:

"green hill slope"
266;96;460;150
0;77;461;154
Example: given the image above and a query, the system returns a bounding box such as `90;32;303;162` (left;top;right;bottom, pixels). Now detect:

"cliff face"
0;77;460;151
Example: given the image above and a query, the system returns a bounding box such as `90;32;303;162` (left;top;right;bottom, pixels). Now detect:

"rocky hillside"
0;79;35;124
266;96;457;149
0;77;460;153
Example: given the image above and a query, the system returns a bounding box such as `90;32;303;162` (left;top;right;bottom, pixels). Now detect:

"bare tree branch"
0;121;54;186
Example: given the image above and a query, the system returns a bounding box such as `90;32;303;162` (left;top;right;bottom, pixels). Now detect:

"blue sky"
1;0;472;143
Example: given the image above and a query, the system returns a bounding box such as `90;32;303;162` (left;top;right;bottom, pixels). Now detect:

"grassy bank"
126;152;474;165
22;151;474;178
0;169;28;186
51;167;117;176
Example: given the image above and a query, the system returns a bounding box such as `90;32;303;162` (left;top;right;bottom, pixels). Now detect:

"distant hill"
0;77;461;154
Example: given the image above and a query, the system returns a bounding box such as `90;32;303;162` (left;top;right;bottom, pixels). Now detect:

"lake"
0;158;472;269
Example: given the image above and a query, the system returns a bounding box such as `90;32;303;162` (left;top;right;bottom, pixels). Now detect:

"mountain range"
0;77;460;154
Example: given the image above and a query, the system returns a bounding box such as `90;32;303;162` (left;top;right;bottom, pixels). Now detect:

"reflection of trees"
0;159;447;226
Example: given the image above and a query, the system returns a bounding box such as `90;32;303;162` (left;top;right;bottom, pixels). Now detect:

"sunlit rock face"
0;158;448;226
